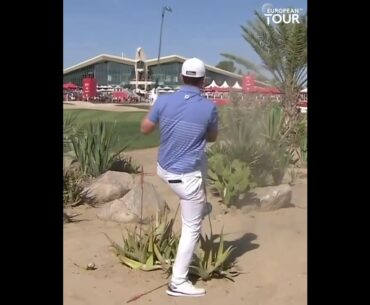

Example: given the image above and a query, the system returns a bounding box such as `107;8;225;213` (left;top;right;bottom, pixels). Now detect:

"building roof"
63;53;242;79
63;54;135;74
146;55;242;79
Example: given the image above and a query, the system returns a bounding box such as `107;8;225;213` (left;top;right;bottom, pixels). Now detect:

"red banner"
242;75;255;93
82;78;97;99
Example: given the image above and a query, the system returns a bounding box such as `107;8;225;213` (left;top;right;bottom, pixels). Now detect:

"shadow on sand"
202;231;259;262
224;232;259;261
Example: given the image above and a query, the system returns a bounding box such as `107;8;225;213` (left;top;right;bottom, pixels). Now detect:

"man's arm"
140;115;156;134
206;105;218;142
206;129;218;142
140;100;161;135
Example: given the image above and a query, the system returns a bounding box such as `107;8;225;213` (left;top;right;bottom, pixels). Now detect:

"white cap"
181;58;206;78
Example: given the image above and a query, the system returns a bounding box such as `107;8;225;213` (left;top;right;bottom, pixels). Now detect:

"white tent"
220;81;229;88
232;81;242;89
205;80;220;88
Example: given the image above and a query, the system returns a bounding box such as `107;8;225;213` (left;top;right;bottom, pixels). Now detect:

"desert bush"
109;155;140;174
105;213;240;281
208;101;266;188
190;227;240;281
215;100;262;166
297;118;307;165
70;121;128;177
63;113;81;153
258;103;292;184
209;99;298;189
63;167;88;206
105;211;179;272
288;168;298;186
299;135;307;165
208;153;255;206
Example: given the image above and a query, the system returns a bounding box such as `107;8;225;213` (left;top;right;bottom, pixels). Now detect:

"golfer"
140;57;218;297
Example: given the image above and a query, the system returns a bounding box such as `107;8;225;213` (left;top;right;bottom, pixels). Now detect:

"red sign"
112;91;128;101
213;98;231;106
243;75;255;93
82;78;97;99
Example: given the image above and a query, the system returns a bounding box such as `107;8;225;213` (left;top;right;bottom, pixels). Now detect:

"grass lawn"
113;104;151;110
63;109;159;151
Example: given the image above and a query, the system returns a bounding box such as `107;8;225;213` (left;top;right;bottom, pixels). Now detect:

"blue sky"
64;0;307;69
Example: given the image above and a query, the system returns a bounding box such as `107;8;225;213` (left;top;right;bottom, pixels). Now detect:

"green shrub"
109;155;140;174
63;168;87;206
105;212;179;272
258;103;292;184
287;114;307;166
208;153;255;206
106;214;240;281
211;101;296;187
190;227;240;281
70;121;128;177
63;113;81;153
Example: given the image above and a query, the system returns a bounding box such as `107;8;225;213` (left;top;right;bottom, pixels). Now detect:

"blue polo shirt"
148;85;218;174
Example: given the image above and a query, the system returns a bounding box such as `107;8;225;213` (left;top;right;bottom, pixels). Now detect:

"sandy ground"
64;146;307;305
63;101;148;112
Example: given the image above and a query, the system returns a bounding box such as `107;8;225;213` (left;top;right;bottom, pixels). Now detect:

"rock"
241;204;259;214
258;184;292;211
63;212;80;223
96;182;169;224
229;205;238;216
121;182;169;223
96;198;139;223
81;171;134;205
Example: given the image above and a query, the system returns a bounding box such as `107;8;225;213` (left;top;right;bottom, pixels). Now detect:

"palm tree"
222;11;307;127
215;60;237;73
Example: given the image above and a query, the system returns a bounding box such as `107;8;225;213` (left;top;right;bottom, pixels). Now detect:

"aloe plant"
296;118;307;165
63;168;85;206
104;211;179;272
190;227;240;281
63;160;91;207
71;121;128;177
63;112;81;153
153;211;179;270
258;104;292;184
299;136;307;164
106;215;241;281
104;230;163;271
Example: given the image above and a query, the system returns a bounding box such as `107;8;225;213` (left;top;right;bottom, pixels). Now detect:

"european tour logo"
262;3;304;25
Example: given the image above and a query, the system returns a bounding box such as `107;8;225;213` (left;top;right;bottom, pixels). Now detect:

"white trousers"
157;163;206;285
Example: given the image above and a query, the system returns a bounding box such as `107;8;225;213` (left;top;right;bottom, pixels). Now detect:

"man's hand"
206;129;218;142
140;116;156;134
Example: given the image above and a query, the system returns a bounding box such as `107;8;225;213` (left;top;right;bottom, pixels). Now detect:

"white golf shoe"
166;280;206;297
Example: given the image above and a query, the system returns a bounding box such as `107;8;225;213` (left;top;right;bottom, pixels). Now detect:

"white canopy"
232;81;242;89
205;80;220;88
220;81;229;88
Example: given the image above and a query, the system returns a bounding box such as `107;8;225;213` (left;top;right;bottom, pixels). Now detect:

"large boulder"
96;198;139;223
81;171;134;205
257;184;292;211
96;182;169;224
